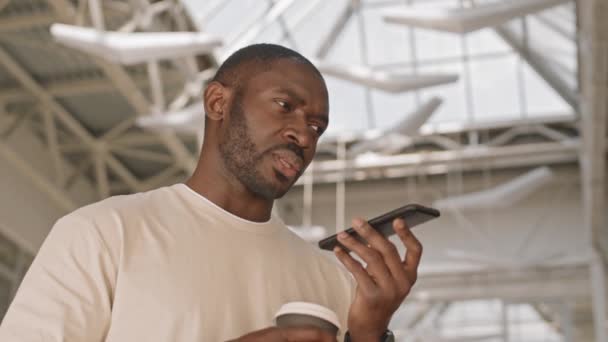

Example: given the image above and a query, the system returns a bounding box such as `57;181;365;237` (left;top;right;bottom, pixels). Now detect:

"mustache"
266;143;305;161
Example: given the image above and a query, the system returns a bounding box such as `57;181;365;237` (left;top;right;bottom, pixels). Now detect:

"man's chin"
245;178;292;201
244;168;299;200
268;180;293;199
272;187;291;199
250;185;289;201
275;169;301;189
265;175;297;199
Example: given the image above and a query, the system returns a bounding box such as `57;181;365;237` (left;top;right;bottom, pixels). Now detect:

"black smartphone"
317;204;440;251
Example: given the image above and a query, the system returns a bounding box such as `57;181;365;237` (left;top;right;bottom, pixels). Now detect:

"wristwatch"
344;330;395;342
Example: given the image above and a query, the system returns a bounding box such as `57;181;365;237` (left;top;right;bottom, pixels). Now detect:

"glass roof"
182;0;577;138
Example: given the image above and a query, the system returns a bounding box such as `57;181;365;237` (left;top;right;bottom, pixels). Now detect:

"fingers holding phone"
339;218;399;287
331;213;428;341
393;217;423;285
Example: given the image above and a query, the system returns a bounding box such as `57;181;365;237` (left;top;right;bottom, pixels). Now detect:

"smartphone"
317;204;440;251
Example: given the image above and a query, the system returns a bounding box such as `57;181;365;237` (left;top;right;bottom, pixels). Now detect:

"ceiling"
0;0;585;202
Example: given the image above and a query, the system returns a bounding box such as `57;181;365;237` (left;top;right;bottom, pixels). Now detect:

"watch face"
383;330;395;342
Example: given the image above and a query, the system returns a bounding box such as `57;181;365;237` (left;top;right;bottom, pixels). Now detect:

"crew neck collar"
175;183;283;234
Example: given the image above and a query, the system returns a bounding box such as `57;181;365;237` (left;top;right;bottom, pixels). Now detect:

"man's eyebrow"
309;113;329;126
274;87;305;105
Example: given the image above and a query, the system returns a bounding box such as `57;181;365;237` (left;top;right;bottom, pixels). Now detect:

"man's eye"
276;100;290;111
309;124;324;135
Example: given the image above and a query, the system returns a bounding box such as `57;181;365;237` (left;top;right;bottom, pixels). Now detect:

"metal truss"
0;71;185;103
0;0;583;204
0;44;141;202
297;114;581;185
0;0;205;206
257;0;584;188
410;263;589;303
495;23;579;111
578;1;608;341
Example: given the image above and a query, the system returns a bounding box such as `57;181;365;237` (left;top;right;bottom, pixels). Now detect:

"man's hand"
230;326;337;342
334;218;423;342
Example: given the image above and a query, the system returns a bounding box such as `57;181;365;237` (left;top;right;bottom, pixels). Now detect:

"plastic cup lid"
274;302;341;330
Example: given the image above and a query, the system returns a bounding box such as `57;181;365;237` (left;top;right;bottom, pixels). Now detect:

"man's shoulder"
48;185;183;249
62;184;181;225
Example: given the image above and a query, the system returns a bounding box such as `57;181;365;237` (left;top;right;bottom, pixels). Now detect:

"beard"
218;93;304;200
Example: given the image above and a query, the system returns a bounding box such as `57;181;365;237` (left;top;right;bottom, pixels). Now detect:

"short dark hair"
211;43;323;89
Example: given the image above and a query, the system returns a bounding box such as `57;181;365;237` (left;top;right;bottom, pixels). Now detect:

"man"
0;44;422;341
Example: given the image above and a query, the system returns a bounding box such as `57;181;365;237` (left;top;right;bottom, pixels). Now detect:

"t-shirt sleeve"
0;214;117;341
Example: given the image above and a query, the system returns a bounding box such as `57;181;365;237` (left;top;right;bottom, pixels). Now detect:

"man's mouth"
272;152;303;180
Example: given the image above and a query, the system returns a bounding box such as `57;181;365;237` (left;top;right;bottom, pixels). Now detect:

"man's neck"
185;169;274;223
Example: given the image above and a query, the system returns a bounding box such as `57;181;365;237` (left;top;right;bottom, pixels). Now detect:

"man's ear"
204;81;229;121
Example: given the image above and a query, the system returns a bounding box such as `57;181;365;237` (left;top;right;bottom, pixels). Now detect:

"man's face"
218;59;329;200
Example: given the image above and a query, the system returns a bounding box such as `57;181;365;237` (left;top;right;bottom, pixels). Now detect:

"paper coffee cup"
274;302;341;336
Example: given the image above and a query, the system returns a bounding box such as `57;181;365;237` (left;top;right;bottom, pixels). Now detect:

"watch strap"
344;330;394;342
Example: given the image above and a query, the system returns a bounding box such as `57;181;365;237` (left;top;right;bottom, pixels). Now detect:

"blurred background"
0;0;606;340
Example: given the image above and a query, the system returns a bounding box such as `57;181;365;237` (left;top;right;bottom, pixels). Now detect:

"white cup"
274;302;341;337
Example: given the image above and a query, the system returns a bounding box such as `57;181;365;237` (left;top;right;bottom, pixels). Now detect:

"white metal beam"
94;152;110;200
531;303;562;335
41;108;64;185
315;62;459;93
410;264;589;302
590;250;607;342
318;113;576;145
383;0;572;34
50;23;222;65
535;12;576;41
222;0;297;58
299;140;580;185
315;1;355;59
578;0;608;259
433;166;554;211
146;61;165;112
578;2;608;341
495;25;579;111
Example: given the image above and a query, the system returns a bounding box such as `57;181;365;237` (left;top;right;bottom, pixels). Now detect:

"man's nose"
282;118;312;149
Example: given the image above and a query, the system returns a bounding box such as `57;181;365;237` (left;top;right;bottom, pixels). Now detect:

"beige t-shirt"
0;184;355;341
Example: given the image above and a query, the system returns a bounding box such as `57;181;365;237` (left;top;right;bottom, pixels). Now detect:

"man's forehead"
247;60;324;86
242;61;328;105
